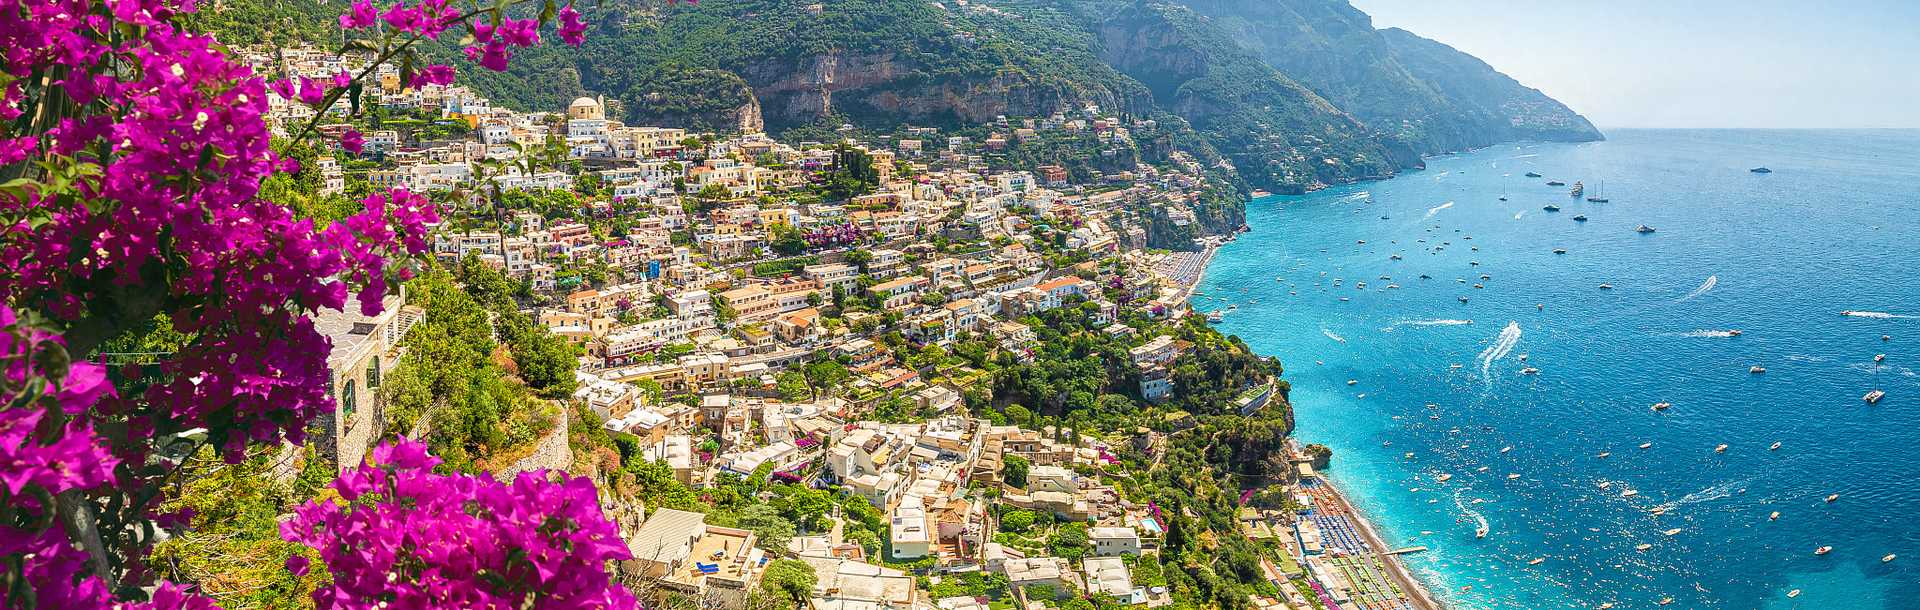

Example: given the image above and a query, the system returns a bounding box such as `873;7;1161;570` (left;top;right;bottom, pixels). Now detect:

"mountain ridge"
204;0;1600;196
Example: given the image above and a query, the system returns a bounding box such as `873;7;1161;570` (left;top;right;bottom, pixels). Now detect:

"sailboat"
1586;180;1610;203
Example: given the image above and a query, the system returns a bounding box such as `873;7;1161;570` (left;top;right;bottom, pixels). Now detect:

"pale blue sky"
1350;0;1920;128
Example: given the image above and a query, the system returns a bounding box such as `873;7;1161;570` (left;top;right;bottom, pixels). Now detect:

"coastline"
1177;222;1445;610
1318;472;1445;610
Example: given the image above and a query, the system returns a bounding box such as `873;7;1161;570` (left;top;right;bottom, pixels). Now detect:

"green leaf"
540;0;557;25
349;83;364;115
399;50;418;90
340;38;381;54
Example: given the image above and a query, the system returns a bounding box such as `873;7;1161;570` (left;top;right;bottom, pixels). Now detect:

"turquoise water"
1199;130;1920;609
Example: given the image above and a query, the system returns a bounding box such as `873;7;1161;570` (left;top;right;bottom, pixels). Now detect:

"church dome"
568;96;605;120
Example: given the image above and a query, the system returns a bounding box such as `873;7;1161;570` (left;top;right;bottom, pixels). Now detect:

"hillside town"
257;44;1422;610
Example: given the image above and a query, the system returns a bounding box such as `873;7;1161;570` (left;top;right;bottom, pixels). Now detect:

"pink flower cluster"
0;305;120;609
0;0;622;605
282;441;638;610
464;17;546;72
0;0;440;459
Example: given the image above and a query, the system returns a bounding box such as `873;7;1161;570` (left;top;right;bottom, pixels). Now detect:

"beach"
1166;228;1447;610
1319;474;1444;610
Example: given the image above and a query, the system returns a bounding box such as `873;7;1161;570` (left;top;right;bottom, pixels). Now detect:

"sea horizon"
1203;128;1918;608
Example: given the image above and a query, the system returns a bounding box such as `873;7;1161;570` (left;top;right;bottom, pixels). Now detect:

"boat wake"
1386;319;1475;331
1322;327;1348;343
1341;190;1372;202
1842;310;1916;319
1652;479;1744;514
1477;322;1523;379
1423;201;1455;220
1678;330;1740;338
1676;275;1718;301
1513;211;1526;220
1849;363;1918;377
1454;488;1490;538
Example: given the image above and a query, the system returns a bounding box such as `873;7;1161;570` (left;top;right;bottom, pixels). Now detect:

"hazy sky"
1349;0;1920;129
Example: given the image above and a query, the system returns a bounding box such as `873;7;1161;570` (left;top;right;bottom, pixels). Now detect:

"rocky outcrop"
737;50;1147;131
1096;3;1406;192
1177;0;1601;153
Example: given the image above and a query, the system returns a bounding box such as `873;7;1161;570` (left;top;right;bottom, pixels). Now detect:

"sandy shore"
1161;241;1220;309
1320;475;1446;610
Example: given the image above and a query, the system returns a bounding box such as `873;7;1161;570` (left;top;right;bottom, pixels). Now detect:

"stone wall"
495;419;571;482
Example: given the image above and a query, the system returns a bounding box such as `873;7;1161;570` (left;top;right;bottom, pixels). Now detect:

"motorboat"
1573;214;1588;222
1636;225;1657;234
1815;546;1832;556
1520;367;1540;375
1715;444;1729;453
1553;248;1567;254
1543;204;1561;212
1750;167;1772;173
1826;494;1840;503
1599;283;1614;290
1526;172;1543;178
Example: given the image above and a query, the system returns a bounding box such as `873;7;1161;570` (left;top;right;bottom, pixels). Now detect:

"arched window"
342;379;357;419
365;356;381;389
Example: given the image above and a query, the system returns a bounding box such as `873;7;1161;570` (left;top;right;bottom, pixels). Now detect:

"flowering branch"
0;0;640;607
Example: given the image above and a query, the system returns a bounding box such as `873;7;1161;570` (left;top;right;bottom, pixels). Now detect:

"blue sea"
1198;129;1920;609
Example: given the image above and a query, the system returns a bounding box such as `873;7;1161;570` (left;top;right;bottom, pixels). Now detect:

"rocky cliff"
1175;0;1601;153
1096;3;1409;192
214;0;1600;219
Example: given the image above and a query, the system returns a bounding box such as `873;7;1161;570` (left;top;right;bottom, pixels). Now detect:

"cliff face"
1095;3;1407;192
1376;27;1602;143
213;0;1600;225
1176;0;1601;153
735;50;1144;131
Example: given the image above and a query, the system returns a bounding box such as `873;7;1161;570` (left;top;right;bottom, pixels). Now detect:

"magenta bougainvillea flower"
0;0;635;607
283;441;638;610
